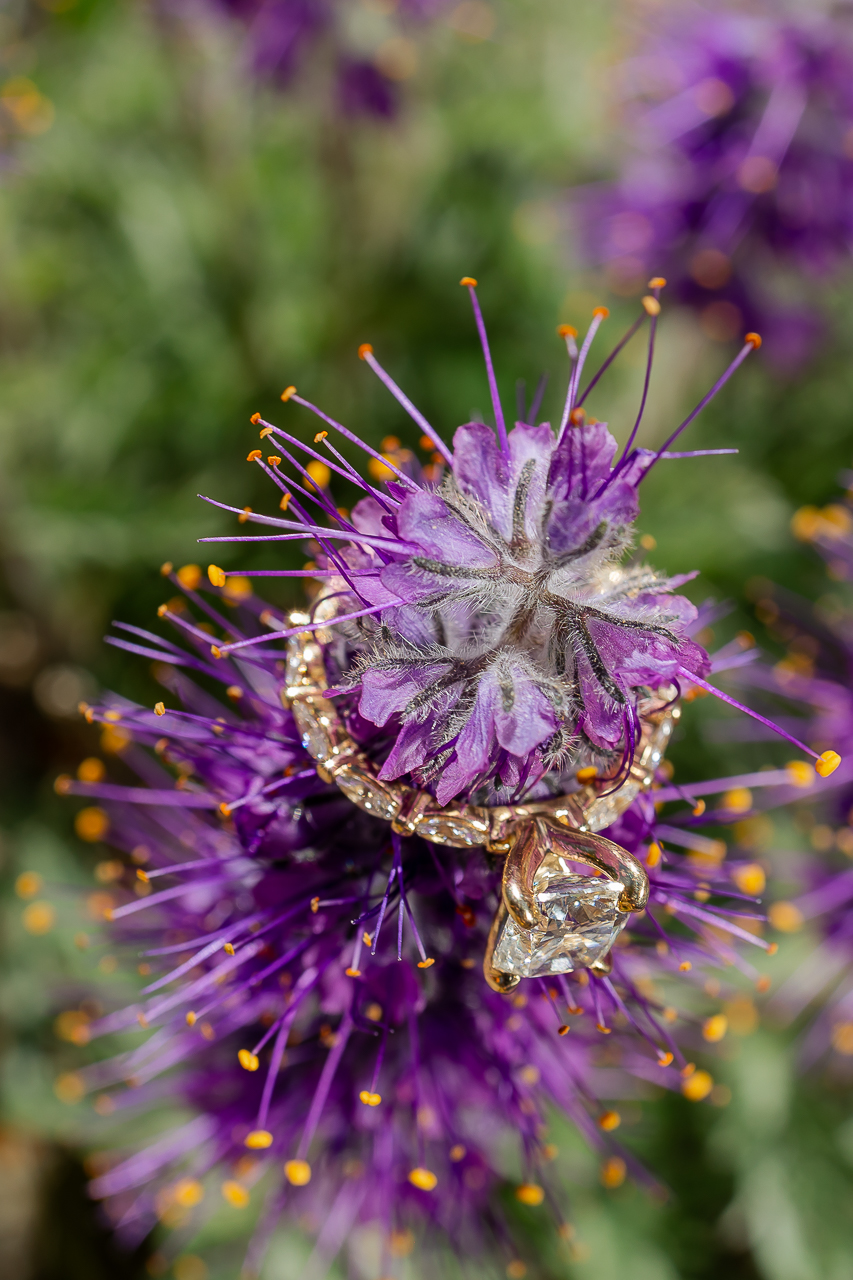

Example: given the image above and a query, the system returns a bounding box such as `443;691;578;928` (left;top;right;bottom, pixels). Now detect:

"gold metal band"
284;612;674;987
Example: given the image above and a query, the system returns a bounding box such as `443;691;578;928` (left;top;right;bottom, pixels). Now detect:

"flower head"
572;2;853;362
58;283;826;1270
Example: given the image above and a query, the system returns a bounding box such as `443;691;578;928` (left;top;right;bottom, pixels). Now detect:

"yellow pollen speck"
598;1110;620;1131
222;1180;250;1208
601;1156;627;1189
642;296;661;316
15;871;42;899
306;460;330;490
224;943;235;955
358;343;373;359
722;787;752;813
173;1178;204;1207
646;842;662;867
450;1144;466;1161
682;1070;714;1102
77;757;105;783
786;760;815;787
54;1072;85;1105
284;1159;311;1185
281;385;296;401
678;961;692;972
702;1014;728;1042
417;957;435;969
75;806;109;842
408;1167;438;1191
238;1049;259;1071
515;1182;545;1206
177;564;202;591
23;901;55;934
576;766;597;784
208;565;227;588
154;702;166;717
768;901;803;933
359;1090;382;1106
245;1130;273;1149
816;750;842;777
733;863;765;896
459;276;477;287
186;1011;197;1026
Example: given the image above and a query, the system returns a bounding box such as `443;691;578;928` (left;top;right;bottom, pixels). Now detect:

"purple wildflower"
56;283;838;1270
572;2;853;363
206;0;449;117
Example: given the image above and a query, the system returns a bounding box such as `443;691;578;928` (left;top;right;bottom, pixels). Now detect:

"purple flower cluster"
572;2;853;363
206;0;449;118
58;284;835;1270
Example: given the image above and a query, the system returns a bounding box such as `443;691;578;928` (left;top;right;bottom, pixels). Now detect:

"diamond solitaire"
491;854;629;978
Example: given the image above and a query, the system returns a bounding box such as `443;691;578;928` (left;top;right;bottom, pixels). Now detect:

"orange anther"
267;455;282;467
459;276;477;287
557;324;578;338
280;385;296;401
745;332;762;348
219;802;231;817
250;413;260;424
642;296;661;316
648;276;667;288
246;449;262;462
816;749;841;777
592;305;610;318
208;565;226;587
314;431;328;443
358;343;373;359
154;702;166;716
259;425;274;438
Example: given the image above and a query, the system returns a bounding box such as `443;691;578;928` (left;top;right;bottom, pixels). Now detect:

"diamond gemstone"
492;855;628;978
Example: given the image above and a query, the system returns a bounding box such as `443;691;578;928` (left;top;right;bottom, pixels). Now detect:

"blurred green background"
2;0;853;1277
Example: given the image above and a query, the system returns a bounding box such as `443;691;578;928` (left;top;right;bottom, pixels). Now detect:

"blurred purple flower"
572;2;853;364
59;285;831;1270
205;0;450;117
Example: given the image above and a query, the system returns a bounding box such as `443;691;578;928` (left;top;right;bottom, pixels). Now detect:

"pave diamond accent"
492;854;628;978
